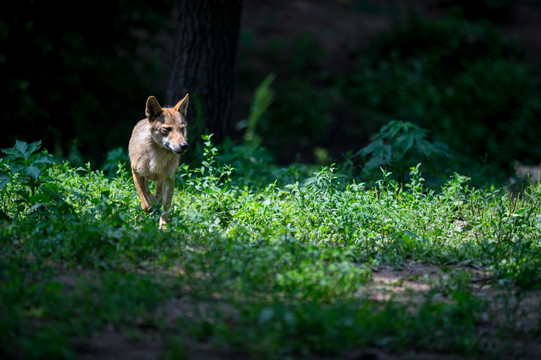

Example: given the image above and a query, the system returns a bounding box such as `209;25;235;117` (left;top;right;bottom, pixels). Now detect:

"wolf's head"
145;94;189;155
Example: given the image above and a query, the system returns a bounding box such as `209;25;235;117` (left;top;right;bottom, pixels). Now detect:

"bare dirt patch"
76;330;163;360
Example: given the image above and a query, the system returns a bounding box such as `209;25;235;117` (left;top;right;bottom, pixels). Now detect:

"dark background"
2;0;541;173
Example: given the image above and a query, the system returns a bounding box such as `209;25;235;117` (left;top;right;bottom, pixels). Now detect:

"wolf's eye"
161;127;172;135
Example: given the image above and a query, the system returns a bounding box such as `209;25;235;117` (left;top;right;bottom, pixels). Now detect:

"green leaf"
356;139;385;157
15;140;30;159
416;139;431;158
25;165;41;180
2;144;20;156
0;173;10;190
385;120;402;139
29;192;51;204
26;140;42;158
1;140;42;161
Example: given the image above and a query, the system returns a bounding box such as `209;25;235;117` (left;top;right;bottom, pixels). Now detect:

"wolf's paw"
159;214;169;230
142;203;154;214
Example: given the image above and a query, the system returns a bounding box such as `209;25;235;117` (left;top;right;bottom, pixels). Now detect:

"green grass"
1;139;540;359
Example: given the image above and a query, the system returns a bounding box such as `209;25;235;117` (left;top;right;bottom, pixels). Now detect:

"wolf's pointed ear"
146;96;163;121
174;93;189;117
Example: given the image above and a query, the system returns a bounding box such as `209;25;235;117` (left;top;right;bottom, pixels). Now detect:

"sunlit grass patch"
1;139;540;359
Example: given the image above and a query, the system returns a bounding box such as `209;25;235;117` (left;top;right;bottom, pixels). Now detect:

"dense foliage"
1;139;540;358
0;0;177;160
239;15;541;173
350;17;541;170
3;3;540;173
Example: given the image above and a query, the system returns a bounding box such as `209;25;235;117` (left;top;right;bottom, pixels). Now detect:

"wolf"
128;94;189;229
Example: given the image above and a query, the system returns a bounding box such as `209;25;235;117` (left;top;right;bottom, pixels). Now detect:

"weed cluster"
1;139;540;359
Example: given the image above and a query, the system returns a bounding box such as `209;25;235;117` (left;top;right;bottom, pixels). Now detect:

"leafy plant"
0;140;57;220
237;73;276;147
346;16;541;173
1;140;52;191
223;73;275;175
101;147;129;177
356;120;449;174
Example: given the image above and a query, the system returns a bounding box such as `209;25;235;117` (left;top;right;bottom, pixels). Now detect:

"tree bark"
166;0;243;143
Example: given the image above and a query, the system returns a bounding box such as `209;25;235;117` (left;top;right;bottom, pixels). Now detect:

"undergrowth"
1;139;540;359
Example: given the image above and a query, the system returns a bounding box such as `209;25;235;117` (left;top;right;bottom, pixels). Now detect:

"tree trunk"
166;0;243;143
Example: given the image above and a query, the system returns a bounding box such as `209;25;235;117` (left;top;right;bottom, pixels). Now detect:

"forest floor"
73;262;541;359
80;3;541;358
5;3;541;359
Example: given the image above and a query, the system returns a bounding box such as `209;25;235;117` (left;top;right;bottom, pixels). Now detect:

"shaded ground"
72;262;541;359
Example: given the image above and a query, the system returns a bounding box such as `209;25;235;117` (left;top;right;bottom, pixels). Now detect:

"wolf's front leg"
132;169;154;213
159;176;175;229
155;179;164;209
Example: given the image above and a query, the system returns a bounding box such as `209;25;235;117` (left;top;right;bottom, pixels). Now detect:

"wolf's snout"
173;142;189;154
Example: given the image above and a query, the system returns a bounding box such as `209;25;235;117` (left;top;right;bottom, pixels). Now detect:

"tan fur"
128;94;189;229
